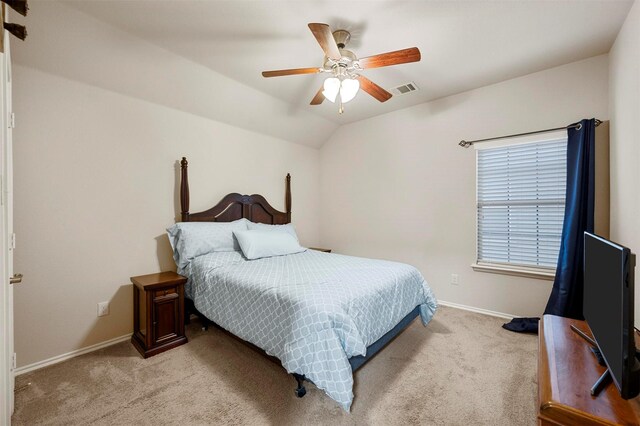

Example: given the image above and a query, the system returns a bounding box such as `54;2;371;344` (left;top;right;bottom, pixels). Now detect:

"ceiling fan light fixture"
322;77;340;103
340;78;360;103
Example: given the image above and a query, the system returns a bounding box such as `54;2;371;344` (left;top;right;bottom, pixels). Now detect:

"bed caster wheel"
295;387;306;398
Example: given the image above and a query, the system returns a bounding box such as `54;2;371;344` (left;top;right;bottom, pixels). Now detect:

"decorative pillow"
166;219;248;269
233;230;306;260
246;221;300;242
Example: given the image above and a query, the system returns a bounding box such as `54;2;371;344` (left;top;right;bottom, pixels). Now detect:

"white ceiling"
63;0;632;126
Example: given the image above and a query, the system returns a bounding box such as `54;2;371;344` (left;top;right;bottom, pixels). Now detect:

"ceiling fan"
262;23;421;114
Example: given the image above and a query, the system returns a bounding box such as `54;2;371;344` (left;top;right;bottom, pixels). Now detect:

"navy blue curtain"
543;118;596;319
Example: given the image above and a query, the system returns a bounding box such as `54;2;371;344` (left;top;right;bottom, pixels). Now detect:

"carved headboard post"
180;157;190;222
286;173;292;223
176;157;291;224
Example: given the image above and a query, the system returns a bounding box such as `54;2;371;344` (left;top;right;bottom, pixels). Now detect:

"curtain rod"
458;119;602;148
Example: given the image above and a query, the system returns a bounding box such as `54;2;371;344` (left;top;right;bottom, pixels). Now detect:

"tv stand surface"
539;315;640;425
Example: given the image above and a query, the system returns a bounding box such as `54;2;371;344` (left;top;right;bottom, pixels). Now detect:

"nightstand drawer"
154;288;177;299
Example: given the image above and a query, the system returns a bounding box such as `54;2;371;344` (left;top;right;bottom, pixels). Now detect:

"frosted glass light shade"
322;77;340;103
340;78;360;103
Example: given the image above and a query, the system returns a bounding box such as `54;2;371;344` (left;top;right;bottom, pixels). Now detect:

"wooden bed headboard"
179;157;291;224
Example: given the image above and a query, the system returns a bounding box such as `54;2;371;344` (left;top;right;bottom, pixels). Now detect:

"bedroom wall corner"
608;0;640;327
319;55;610;318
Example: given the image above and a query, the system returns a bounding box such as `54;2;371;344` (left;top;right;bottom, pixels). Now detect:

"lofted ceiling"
63;0;632;125
11;1;633;147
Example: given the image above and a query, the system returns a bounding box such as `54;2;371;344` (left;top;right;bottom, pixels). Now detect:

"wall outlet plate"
450;274;459;285
97;301;109;317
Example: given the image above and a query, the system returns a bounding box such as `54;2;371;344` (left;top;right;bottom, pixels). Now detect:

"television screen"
584;232;639;399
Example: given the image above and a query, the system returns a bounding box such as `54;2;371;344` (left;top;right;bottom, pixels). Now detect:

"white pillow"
246;221;299;242
233;230;306;260
166;219;248;269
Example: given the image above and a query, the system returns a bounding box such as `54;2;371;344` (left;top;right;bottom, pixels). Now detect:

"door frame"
0;6;14;422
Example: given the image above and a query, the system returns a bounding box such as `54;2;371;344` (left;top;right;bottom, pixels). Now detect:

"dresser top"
539;314;640;425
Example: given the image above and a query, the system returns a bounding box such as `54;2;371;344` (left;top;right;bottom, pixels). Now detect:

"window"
475;133;567;278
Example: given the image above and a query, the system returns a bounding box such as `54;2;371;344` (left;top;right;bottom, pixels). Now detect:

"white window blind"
476;137;567;270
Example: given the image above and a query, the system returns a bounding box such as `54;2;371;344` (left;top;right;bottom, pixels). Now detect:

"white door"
0;20;15;424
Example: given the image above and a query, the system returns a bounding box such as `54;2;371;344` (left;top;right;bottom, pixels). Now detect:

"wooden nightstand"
309;247;332;253
130;272;188;358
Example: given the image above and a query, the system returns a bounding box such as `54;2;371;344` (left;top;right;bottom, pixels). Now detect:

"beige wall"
12;65;320;367
319;55;610;317
609;1;640;326
13;3;633;368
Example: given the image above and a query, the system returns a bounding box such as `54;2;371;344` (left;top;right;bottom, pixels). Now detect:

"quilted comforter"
183;249;437;411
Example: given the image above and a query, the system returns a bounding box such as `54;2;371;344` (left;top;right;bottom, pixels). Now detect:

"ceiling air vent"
392;82;418;95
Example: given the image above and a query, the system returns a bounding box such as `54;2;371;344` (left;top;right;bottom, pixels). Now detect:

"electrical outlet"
97;301;110;317
450;274;459;285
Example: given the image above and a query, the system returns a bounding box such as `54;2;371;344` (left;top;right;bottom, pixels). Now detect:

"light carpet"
12;306;538;425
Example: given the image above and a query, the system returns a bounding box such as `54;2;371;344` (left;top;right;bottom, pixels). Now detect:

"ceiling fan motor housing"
324;48;358;72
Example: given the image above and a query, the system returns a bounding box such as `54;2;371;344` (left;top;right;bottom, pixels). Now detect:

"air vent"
392;82;419;95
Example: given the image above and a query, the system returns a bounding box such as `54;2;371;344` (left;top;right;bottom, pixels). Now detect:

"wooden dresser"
538;315;640;425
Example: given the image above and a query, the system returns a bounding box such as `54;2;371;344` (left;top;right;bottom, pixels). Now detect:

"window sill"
471;263;555;281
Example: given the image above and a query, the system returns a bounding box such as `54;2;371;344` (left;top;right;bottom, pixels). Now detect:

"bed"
173;157;437;411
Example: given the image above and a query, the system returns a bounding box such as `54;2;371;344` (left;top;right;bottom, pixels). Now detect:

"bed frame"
178;157;420;400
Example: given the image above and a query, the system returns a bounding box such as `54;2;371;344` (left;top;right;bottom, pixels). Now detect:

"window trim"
473;130;566;279
471;262;555;281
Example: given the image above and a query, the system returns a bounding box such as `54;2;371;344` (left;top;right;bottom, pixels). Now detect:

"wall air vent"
392;82;419;95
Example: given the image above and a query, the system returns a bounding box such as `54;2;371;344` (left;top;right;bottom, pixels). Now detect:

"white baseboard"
14;333;132;376
13;303;514;375
438;300;516;320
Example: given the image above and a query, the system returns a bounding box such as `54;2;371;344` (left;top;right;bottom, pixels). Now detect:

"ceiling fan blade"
261;67;321;78
308;23;341;60
358;47;421;69
310;85;325;105
357;76;392;102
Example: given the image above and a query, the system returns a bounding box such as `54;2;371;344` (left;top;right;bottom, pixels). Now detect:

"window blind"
477;137;567;269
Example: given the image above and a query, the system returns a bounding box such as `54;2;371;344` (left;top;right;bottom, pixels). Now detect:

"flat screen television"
584;232;640;399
